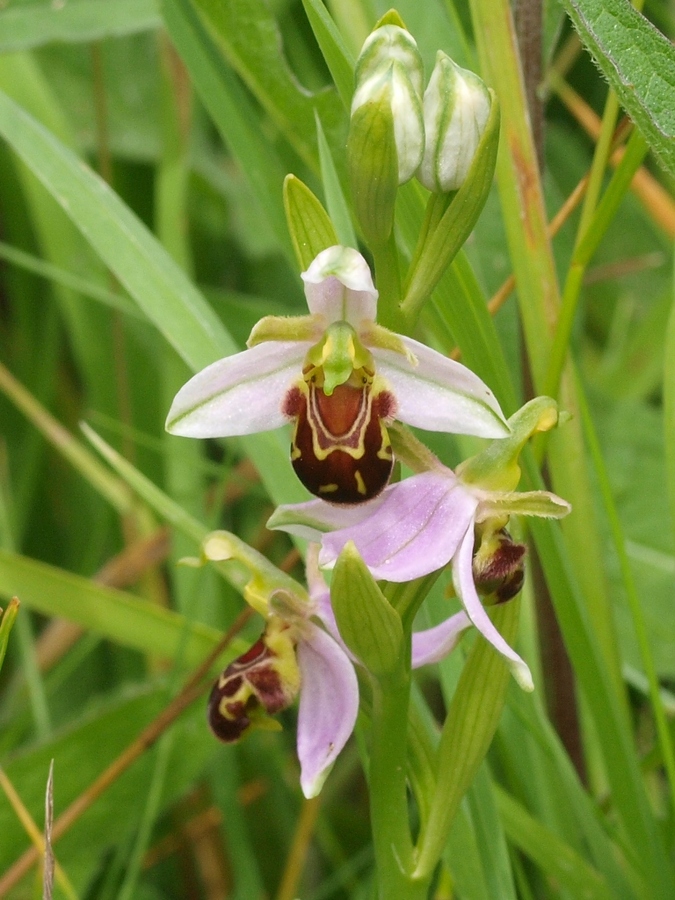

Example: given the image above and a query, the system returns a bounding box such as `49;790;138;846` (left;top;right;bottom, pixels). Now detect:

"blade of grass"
575;373;675;804
495;786;613;900
162;0;292;259
0;609;251;895
0;86;305;507
0;241;140;318
0;549;243;669
300;0;354;109
0;0;160;52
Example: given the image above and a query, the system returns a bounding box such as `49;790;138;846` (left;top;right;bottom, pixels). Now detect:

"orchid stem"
369;660;430;899
371;232;406;334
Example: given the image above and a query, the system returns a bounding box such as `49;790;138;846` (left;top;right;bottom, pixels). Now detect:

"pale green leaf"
0;0;160;51
0;549;245;668
496;787;613;900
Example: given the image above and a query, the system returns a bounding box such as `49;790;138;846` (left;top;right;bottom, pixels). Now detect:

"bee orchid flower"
269;399;572;691
206;541;471;798
166;246;509;504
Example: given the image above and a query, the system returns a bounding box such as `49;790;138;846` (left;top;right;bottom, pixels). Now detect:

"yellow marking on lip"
354;470;367;495
318;483;339;494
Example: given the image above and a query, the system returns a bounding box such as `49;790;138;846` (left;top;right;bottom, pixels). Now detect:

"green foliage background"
0;0;674;897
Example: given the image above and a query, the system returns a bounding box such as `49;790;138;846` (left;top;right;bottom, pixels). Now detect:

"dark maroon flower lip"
207;630;298;746
285;374;395;505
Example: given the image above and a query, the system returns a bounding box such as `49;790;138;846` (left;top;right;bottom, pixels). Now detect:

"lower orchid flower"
200;535;359;799
205;538;472;798
268;398;572;692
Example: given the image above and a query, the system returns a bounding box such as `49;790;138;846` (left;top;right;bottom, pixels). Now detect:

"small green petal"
475;491;572;522
247;314;322;347
457;397;560;491
360;322;415;361
200;530;308;616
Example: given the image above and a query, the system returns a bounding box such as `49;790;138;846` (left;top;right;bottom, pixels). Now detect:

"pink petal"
304;545;352;655
296;622;360;798
267;495;384;542
319;472;478;582
452;527;534;691
302;247;378;326
375;335;509;438
411;611;471;667
166;341;307;437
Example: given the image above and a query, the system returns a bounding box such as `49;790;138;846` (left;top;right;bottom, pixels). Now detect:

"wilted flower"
269;399;571;691
417;52;492;193
167;246;509;504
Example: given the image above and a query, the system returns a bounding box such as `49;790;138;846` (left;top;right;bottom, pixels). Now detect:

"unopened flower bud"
208;622;300;743
352;25;425;184
417;51;491;193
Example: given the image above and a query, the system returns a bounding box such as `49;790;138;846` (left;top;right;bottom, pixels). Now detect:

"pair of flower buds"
350;19;492;200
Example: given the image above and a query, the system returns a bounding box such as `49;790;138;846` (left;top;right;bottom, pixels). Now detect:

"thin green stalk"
369;666;429;900
575;372;675;807
0;361;133;516
371;232;406;334
574;89;621;242
385;571;443;632
542;129;649;402
117;730;175;900
0;241;139;317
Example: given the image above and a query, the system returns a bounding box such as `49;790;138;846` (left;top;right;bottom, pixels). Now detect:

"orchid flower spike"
166;246;509;504
269;398;572;692
201;535;359;799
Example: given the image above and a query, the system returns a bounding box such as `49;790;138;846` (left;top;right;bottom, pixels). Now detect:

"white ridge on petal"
166;341;307;438
375;335;510;438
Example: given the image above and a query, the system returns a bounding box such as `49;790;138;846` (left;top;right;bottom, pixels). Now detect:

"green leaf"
190;0;345;172
331;542;404;677
161;0;293;260
300;0;355;109
0;87;306;508
0;0;160;51
0;88;228;374
316;115;357;249
347;101;398;247
415;600;520;877
0;597;19;673
0;240;140;319
0;685;215;888
664;263;675;554
496;787;613;900
0;549;245;669
560;0;675;175
283;174;339;271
